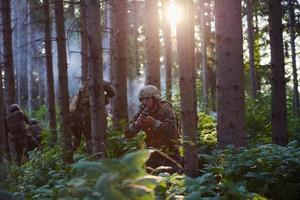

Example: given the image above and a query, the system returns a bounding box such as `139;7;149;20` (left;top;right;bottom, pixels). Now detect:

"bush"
5;146;73;199
204;142;300;200
65;150;165;200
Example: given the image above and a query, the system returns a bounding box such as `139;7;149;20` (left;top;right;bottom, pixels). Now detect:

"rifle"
133;104;149;122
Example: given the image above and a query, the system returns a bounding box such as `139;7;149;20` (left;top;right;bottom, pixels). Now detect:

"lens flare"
166;3;182;25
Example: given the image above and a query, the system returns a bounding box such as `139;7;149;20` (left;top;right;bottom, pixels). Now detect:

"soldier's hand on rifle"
135;116;143;127
140;116;156;127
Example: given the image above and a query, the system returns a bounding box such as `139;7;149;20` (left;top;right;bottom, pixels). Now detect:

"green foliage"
30;105;61;130
65;150;165;200
31;105;48;127
5;146;73;199
204;143;300;200
286;93;300;141
106;119;146;158
197;112;217;151
246;92;300;145
245;94;272;145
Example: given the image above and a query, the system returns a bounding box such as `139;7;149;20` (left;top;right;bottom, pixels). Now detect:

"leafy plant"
5;146;73;199
204;143;300;200
66;150;165;200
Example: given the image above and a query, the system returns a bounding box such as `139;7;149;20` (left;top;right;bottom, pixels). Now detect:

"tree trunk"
132;0;139;76
254;0;261;92
80;0;88;83
145;0;160;89
176;0;199;177
0;64;10;160
104;1;113;81
44;0;58;145
247;0;257;99
54;0;74;162
215;0;246;148
111;0;129;129
162;0;172;101
28;5;34;113
15;1;21;106
85;0;107;157
38;58;46;106
268;0;288;146
200;0;209;112
188;1;198;134
288;0;300;117
1;0;16;105
17;0;29;109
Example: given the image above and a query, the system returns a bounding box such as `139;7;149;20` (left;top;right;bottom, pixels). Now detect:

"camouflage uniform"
27;119;42;151
125;86;182;173
5;104;29;165
69;81;115;154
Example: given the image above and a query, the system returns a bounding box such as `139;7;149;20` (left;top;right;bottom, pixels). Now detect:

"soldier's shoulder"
159;100;174;111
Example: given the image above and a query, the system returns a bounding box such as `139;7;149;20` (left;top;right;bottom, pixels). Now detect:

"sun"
166;2;182;27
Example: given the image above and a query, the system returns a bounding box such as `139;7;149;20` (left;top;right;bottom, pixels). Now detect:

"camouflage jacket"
70;81;115;113
5;110;29;134
28;124;42;141
125;101;180;154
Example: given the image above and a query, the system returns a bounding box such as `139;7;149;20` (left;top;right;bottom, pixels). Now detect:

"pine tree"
215;0;246;148
268;0;288;146
85;0;107;156
145;0;160;88
162;0;173;101
1;0;16;105
111;0;129;129
54;0;74;162
176;0;199;177
247;0;257;98
44;0;57;145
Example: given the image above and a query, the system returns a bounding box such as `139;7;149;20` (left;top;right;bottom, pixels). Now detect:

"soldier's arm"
124;113;141;138
154;109;178;139
20;111;30;124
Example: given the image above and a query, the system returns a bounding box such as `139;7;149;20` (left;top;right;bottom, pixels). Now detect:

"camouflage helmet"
139;85;161;101
8;104;20;112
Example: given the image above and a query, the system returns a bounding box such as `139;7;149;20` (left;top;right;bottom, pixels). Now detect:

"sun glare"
166;3;182;27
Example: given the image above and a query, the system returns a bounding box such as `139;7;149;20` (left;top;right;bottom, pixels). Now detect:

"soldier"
27;119;42;151
5;104;29;165
125;85;182;173
69;80;115;154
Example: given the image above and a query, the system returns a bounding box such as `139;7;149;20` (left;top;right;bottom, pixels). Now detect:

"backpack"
5;111;27;134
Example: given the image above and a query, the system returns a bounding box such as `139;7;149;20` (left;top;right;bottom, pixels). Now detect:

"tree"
85;0;107;156
268;0;288;146
111;0;129;129
199;0;209;111
44;0;57;145
145;0;160;89
15;0;29;109
80;0;88;83
27;4;33;113
162;0;173;101
247;0;257;98
176;0;199;177
288;0;300;117
215;0;246;148
1;0;16;105
54;0;74;162
0;63;10;160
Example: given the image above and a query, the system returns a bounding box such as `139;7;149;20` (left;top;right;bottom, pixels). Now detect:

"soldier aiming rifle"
125;85;182;173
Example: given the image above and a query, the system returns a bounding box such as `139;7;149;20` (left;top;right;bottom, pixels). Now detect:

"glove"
140;116;156;127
